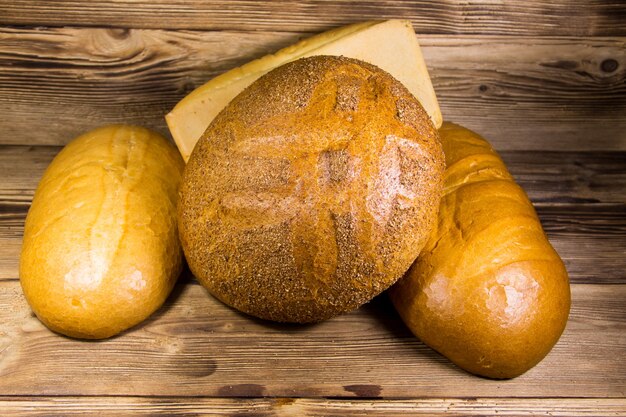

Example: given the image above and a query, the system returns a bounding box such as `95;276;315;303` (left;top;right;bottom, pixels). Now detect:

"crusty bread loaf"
389;122;571;379
20;125;184;339
179;55;445;323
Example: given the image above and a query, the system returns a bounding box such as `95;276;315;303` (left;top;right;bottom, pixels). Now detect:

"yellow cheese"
166;20;442;161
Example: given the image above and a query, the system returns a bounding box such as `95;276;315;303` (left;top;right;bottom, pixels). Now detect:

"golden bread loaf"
390;122;571;378
20;125;184;339
179;56;445;323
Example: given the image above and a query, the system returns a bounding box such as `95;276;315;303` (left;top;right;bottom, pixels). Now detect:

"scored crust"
179;55;445;322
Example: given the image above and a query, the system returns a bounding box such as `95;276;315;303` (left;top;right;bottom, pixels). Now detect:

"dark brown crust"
179;55;445;322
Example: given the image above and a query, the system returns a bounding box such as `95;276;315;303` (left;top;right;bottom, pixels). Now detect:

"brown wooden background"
0;1;625;415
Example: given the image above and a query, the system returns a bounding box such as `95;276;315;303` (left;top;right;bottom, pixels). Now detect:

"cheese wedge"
166;20;442;161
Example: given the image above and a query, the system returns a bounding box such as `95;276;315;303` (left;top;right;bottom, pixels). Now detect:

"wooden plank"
1;397;625;416
3;146;624;206
2;145;624;282
0;0;624;36
4;202;623;283
426;36;626;151
0;27;302;147
0;28;624;150
0;281;624;398
500;151;626;205
538;204;626;284
0;146;52;205
0;146;51;280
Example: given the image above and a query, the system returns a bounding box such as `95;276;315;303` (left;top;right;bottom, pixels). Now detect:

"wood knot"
179;80;197;95
89;28;142;59
108;28;131;40
600;58;618;73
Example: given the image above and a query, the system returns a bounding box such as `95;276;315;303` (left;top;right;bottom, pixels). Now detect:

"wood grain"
1;397;625;416
1;3;625;410
500;151;626;205
0;280;624;398
0;27;624;150
5;203;623;283
2;146;624;282
0;0;624;36
426;36;626;151
3;146;624;206
539;204;626;284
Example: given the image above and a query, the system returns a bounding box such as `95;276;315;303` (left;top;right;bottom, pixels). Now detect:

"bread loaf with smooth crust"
179;55;445;323
389;122;571;378
20;125;184;339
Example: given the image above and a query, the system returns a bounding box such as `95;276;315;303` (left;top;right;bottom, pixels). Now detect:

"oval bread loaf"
20;125;185;339
389;122;571;379
179;55;445;323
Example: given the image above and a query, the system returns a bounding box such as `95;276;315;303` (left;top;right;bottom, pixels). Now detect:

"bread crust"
180;55;445;323
390;122;571;378
20;125;184;339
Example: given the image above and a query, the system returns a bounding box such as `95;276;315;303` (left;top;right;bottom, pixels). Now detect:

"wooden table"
1;1;625;415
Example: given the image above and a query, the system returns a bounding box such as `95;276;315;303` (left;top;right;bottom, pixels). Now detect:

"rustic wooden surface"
2;398;626;417
1;280;625;398
1;28;624;150
1;1;625;415
1;146;625;283
1;0;624;35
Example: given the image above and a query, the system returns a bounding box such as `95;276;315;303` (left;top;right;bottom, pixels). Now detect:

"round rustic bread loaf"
179;55;445;322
